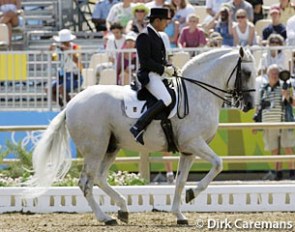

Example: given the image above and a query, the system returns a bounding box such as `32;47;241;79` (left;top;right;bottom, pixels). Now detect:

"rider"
130;8;175;145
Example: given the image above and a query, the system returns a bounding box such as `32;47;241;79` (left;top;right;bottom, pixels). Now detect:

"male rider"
130;8;175;145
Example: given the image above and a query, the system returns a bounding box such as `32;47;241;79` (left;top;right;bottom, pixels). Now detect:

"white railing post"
139;152;150;183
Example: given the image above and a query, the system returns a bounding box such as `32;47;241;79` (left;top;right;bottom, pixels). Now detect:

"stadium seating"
99;68;116;85
284;49;293;72
0;24;9;50
82;53;109;88
255;19;271;44
194;5;210;26
81;68;95;89
89;53;108;69
170;52;190;69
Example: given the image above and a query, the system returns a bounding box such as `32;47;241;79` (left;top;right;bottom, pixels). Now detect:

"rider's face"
158;18;168;31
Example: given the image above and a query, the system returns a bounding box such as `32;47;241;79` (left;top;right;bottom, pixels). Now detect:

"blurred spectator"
178;13;206;50
159;31;172;51
0;0;22;45
106;0;134;31
227;0;254;22
205;5;234;46
126;3;149;34
146;0;168;9
116;32;137;85
207;31;224;47
255;34;286;104
255;64;295;181
95;23;126;83
161;152;174;183
286;15;295;45
262;5;287;41
92;0;119;32
277;0;295;25
171;0;195;30
286;15;295;75
164;3;180;48
206;0;230;17
47;29;83;108
258;34;286;75
246;0;263;24
106;23;126;64
232;9;256;46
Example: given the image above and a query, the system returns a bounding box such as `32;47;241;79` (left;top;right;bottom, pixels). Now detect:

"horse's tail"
24;109;71;196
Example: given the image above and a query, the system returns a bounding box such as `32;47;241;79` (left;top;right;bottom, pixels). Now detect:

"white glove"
164;66;174;77
174;66;181;76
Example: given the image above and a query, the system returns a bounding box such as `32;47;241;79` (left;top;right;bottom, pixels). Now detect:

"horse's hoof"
105;219;118;226
185;188;195;203
177;219;189;225
118;210;129;223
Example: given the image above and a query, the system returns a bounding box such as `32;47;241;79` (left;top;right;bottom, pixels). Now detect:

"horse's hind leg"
95;150;129;223
79;151;117;225
171;154;194;225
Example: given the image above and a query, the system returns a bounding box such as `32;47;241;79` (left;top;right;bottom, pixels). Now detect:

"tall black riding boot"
130;100;166;145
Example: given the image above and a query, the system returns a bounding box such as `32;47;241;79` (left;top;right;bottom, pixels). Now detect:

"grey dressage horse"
26;47;256;225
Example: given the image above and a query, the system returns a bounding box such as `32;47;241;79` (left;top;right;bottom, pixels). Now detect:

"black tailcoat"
136;26;168;86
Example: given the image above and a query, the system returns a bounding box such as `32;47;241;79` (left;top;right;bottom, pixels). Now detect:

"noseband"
225;57;255;107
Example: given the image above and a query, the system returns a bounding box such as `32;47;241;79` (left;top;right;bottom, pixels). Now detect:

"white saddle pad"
123;85;177;119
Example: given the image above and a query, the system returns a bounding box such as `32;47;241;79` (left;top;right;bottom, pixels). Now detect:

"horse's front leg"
171;154;194;225
185;139;223;203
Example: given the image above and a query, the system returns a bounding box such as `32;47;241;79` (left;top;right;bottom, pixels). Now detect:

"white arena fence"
0;46;294;111
1;184;295;213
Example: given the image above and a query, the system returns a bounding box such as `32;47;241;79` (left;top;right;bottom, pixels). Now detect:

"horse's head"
231;47;256;112
181;47;256;112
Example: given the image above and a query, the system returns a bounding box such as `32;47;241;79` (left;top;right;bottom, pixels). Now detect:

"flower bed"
0;142;146;187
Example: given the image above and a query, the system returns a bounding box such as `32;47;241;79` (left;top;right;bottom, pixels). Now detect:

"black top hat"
148;8;171;19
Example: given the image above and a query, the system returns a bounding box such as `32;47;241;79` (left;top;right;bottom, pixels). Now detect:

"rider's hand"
164;66;175;77
173;65;181;76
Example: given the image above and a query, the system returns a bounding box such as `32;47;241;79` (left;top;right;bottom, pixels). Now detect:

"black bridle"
174;57;255;119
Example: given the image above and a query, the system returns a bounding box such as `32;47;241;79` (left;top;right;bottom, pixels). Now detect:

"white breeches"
146;72;172;107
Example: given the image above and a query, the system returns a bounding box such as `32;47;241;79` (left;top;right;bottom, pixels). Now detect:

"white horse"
26;48;256;225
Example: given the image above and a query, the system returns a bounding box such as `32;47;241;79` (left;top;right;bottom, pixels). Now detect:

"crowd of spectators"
0;0;23;47
89;0;294;53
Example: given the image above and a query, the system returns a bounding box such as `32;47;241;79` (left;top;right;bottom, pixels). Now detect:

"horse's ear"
239;47;244;58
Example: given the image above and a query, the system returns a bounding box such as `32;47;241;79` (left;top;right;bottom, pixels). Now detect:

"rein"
174;57;255;118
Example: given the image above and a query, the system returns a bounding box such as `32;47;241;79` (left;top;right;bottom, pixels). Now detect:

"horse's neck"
182;51;238;111
184;51;237;92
